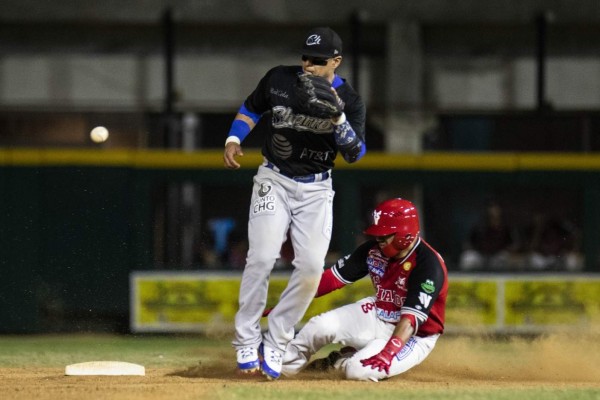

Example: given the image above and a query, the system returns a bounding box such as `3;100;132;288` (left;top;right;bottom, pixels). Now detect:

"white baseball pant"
233;165;335;353
281;296;440;381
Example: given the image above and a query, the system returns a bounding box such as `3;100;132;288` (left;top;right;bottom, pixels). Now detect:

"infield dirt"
1;333;599;400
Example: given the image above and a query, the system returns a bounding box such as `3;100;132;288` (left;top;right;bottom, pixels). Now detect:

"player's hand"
360;335;404;375
224;142;243;169
360;352;393;374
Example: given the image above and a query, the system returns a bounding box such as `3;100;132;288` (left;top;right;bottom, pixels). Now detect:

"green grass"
220;388;600;400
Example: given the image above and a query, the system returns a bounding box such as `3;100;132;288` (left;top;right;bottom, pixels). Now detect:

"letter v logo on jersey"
418;292;432;308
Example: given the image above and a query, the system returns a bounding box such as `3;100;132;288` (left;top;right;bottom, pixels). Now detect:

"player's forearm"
315;268;346;297
332;114;366;163
392;316;416;344
379;318;414;361
226;113;255;145
226;103;261;145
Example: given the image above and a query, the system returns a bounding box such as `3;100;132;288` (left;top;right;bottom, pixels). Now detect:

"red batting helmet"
364;198;420;257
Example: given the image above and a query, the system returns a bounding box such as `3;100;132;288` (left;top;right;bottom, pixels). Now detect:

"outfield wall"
130;272;600;335
2;148;600;333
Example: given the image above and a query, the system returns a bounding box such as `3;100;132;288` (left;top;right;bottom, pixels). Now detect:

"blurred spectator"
459;200;519;271
208;217;236;263
523;213;583;271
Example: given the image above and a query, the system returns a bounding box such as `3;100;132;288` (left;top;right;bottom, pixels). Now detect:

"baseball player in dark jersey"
223;27;366;379
280;198;448;381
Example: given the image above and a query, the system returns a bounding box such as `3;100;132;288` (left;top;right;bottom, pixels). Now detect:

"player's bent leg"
344;335;440;382
278;312;335;376
281;302;376;376
280;313;335;376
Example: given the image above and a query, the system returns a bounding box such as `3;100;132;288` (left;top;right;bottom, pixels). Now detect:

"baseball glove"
295;74;343;119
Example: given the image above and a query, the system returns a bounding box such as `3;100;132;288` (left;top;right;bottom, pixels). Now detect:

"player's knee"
303;312;339;339
247;246;279;268
293;254;327;276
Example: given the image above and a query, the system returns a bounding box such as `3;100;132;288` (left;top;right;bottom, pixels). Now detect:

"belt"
263;160;330;183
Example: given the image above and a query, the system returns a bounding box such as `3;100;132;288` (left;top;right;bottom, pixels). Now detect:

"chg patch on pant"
252;182;277;216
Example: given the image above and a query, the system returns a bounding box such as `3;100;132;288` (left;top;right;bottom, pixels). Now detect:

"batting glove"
360;335;404;375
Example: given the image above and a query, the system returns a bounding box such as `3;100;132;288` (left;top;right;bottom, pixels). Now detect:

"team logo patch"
367;255;385;277
403;262;412;271
373;210;382;225
336;254;350;269
421;279;435;294
418;292;432;308
258;182;272;197
395;277;407;290
306;34;322;46
253;182;276;216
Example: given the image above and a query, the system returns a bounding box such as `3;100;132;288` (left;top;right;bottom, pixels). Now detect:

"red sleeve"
315;268;346;297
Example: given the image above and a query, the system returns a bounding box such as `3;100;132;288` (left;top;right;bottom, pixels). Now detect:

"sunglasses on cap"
302;55;329;66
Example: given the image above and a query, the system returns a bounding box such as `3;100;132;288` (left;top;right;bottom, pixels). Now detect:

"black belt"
263;161;330;183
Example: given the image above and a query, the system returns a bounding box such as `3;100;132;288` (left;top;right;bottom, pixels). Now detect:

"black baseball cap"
300;27;343;58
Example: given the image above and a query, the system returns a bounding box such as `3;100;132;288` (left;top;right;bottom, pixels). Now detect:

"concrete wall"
2;53;600;111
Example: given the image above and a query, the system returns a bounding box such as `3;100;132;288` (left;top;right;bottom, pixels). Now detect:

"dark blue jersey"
243;66;366;176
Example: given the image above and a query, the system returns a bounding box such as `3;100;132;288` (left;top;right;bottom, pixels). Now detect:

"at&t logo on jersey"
300;147;335;161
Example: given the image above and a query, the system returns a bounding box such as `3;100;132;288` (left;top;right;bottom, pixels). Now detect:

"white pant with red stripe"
281;296;440;381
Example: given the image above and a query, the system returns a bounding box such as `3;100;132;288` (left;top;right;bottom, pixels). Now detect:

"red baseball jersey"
328;238;448;336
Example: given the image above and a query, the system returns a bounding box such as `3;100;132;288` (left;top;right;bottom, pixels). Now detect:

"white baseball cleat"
236;346;260;373
259;343;283;380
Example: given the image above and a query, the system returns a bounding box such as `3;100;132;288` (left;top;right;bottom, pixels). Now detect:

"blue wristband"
228;119;252;142
239;104;261;124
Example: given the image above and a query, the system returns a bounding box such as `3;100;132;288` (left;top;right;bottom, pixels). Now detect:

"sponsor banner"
130;272;600;333
445;281;498;326
504;280;600;326
130;272;373;333
130;273;239;332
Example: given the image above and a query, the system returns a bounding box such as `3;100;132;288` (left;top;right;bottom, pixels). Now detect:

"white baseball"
90;126;109;143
